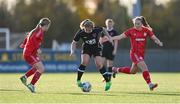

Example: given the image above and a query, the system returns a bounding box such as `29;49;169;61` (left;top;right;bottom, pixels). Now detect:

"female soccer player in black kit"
70;19;112;91
100;19;118;81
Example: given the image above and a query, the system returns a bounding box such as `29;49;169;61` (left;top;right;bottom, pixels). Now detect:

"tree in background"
11;0;81;47
0;1;12;29
0;0;180;49
90;0;131;49
92;0;131;30
164;0;180;49
141;0;180;49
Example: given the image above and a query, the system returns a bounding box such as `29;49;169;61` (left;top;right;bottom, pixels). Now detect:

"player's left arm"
37;48;42;54
113;39;118;55
151;35;163;47
37;48;42;58
102;27;113;43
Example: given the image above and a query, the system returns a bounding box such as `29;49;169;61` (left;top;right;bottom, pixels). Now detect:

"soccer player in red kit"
111;16;163;91
20;18;51;93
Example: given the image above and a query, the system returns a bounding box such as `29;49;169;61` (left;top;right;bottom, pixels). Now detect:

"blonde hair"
105;19;114;26
132;16;142;24
80;19;95;29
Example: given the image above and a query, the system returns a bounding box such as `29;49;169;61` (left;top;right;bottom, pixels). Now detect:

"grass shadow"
0;88;24;92
38;91;118;96
128;92;180;96
111;91;180;96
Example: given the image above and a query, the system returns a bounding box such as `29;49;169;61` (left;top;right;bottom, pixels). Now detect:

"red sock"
142;70;151;84
25;67;37;78
31;71;42;85
117;67;131;74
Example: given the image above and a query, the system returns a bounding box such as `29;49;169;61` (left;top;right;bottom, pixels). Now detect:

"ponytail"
140;16;149;27
38;18;51;27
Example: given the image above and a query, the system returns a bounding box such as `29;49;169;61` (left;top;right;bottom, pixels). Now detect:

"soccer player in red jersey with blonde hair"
20;18;51;93
112;16;163;91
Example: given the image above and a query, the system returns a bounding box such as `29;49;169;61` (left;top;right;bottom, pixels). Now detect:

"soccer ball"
81;82;92;92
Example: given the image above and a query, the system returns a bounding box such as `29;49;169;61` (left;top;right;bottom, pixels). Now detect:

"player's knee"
131;72;137;74
37;65;45;73
39;68;44;73
81;61;88;66
142;69;149;72
107;63;113;68
107;64;113;68
130;70;137;74
96;63;102;69
40;67;45;73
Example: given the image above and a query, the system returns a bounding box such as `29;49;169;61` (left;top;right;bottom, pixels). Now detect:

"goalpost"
0;28;10;50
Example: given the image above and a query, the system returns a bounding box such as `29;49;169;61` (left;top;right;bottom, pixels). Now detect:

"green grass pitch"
0;73;180;103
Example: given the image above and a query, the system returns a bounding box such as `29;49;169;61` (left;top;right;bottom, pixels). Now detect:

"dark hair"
140;16;149;27
38;18;51;26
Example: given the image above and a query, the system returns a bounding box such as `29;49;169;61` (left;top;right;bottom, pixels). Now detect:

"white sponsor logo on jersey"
92;33;96;38
85;39;96;45
135;38;145;41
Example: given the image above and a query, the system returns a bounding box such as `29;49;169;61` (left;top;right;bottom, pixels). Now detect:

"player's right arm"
102;27;113;43
70;40;77;56
112;28;132;41
70;29;81;56
111;33;127;41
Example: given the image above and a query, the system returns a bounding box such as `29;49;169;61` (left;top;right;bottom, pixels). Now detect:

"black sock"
77;64;86;81
99;66;109;82
108;67;112;81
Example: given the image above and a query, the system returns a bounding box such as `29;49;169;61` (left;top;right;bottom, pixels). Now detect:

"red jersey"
20;27;44;56
124;27;154;56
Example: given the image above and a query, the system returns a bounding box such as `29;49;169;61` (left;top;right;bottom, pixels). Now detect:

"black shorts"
81;45;102;57
102;41;115;60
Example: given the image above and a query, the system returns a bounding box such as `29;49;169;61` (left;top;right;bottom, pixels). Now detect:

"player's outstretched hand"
70;51;75;56
159;42;163;47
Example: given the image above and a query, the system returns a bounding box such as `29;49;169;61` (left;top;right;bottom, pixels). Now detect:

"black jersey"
107;29;118;37
73;27;104;48
101;29;118;60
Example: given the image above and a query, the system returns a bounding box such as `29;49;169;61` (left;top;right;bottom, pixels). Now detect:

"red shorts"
23;54;40;66
130;52;144;64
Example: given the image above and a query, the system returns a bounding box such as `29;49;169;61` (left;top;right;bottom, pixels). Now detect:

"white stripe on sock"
77;68;85;72
108;72;113;75
102;72;108;75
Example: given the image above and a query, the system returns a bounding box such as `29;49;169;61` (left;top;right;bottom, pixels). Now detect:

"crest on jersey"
92;33;96;37
110;32;113;36
144;32;147;37
133;33;136;36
